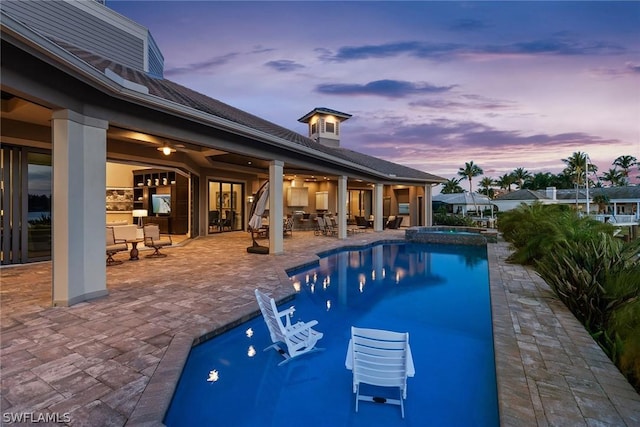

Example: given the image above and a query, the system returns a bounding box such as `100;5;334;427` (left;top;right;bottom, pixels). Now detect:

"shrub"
498;202;613;264
433;212;476;227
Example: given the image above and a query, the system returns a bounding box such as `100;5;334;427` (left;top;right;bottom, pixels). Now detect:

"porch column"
409;186;417;226
269;160;284;254
374;183;383;231
51;109;108;306
424;184;433;226
337;175;347;239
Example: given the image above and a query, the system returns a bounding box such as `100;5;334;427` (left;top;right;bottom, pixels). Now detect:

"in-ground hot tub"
406;226;497;245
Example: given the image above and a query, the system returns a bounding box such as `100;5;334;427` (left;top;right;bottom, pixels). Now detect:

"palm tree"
612;155;637;182
457;161;483;193
512;167;532;189
601;168;624;187
525;172;555;190
440;178;464;194
496;173;516;192
562;151;598;206
553;170;575;189
478;176;495;198
562;151;598;186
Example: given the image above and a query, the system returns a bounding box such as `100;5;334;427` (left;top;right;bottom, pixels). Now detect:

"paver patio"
1;230;638;426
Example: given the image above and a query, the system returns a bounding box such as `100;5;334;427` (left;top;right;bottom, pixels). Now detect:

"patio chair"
384;216;396;229
326;216;338;236
385;216;403;229
315;216;326;236
143;224;172;257
355;216;369;230
208;210;220;231
254;289;324;366
221;211;235;231
106;226;128;266
283;217;294;237
346;327;415;418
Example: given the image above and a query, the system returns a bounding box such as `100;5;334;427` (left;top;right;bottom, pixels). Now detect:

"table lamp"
132;209;148;228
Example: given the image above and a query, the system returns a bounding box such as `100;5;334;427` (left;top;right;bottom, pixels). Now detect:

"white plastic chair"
254;289;323;365
346;327;414;418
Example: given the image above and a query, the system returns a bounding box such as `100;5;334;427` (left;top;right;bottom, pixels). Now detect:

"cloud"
165;53;239;76
410;94;516;111
346;118;618;158
315;79;456;98
627;62;640;73
264;60;305;72
322;41;461;62
448;18;489;32
589;61;640;78
319;36;626;63
502;38;625;56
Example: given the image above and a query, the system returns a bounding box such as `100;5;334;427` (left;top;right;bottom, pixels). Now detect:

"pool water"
164;242;498;427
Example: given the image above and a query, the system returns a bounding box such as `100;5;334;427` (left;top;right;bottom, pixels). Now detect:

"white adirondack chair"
346;326;415;418
254;289;324;365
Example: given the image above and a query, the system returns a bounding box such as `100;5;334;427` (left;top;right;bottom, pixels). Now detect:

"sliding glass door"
208;180;244;233
1;146;52;264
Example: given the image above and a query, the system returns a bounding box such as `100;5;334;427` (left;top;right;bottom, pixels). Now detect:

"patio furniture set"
106;223;172;265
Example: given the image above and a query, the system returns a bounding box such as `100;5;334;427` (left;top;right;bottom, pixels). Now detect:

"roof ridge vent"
105;68;149;94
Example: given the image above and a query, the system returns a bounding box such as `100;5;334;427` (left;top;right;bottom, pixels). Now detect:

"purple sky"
108;1;640;189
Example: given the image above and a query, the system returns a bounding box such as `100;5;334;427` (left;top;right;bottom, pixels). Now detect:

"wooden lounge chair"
254;289;324;365
346;327;415;418
143;224;172;257
106;226;128;266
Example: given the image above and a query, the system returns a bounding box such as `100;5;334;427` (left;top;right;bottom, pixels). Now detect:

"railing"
594;214;639;224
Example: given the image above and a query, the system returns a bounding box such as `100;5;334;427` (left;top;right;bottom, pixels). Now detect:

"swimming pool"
164;242;498;426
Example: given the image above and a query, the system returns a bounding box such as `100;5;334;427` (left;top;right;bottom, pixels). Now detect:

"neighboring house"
433;192;495;216
1;0;445;305
492;188;558;212
493;186;640;223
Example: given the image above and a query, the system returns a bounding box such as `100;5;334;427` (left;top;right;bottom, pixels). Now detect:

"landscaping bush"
433;212;476;227
497;202;613;264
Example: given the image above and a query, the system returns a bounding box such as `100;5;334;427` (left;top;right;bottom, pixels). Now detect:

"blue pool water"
164;242;498;426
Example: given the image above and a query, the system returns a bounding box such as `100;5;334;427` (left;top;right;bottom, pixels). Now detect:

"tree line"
441;153;639;197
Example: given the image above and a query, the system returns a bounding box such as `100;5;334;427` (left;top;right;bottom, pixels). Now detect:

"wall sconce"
132;209;148;227
247;195;254;203
157;144;176;155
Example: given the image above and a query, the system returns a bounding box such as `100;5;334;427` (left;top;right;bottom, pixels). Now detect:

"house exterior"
493;186;640;224
432;192;495;216
1;0;444;306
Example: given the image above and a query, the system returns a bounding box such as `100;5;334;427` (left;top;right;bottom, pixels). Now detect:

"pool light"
207;370;219;382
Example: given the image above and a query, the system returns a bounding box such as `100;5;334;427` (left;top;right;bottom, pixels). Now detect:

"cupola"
298;107;352;148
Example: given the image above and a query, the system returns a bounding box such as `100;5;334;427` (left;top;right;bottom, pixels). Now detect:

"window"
325;122;335;133
311;122;317;134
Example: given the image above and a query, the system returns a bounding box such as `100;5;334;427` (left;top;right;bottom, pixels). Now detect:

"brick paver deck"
1;231;638;426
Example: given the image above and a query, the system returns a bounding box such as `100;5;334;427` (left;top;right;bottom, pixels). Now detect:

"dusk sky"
108;1;640;189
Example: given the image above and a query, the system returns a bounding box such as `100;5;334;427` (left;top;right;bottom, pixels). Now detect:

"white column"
269;160;284;254
52;110;108;306
374;183;383;231
337;175;347;239
424;184;433;226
